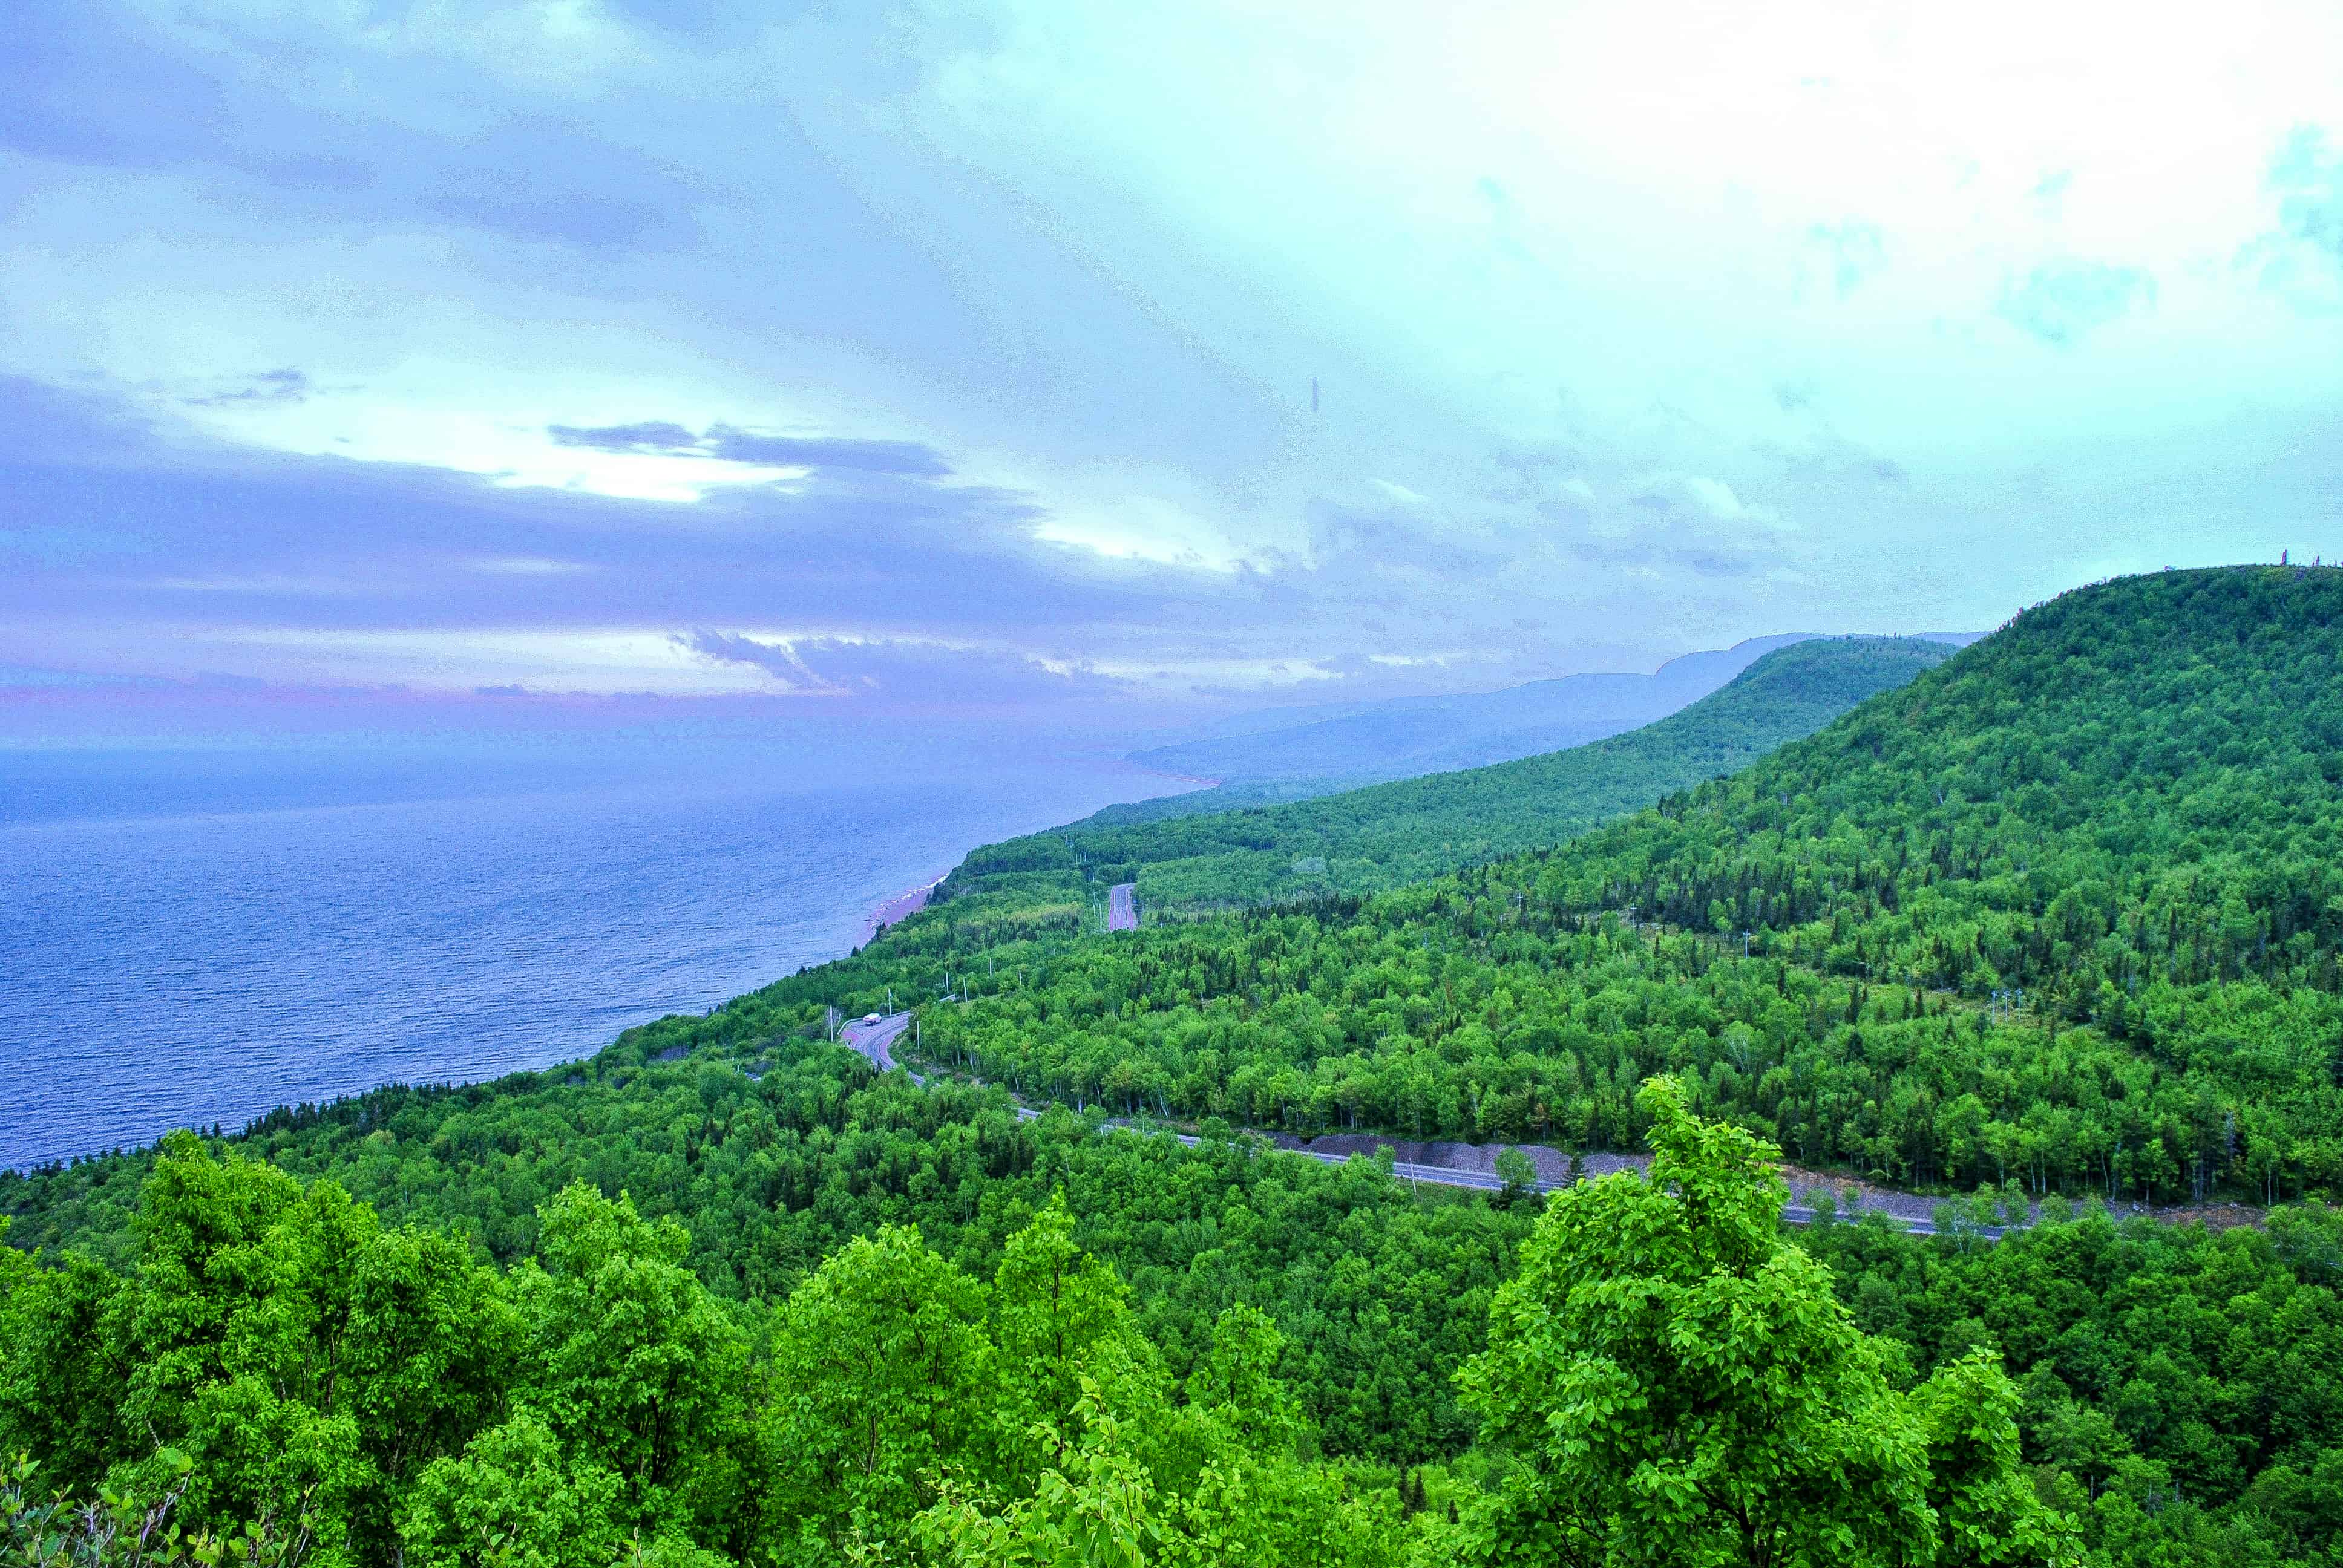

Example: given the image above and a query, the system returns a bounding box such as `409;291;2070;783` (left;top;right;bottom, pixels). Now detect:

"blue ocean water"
0;732;1181;1168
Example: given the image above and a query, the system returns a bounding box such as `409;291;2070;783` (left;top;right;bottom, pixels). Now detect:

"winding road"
839;1010;919;1080
1107;883;1138;931
829;1010;1993;1240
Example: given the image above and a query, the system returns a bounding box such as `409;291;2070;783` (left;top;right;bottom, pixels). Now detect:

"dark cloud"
677;630;816;685
1306;502;1505;582
0;4;231;171
679;629;1133;711
704;425;954;476
182;368;311;409
0;374;1220;688
545;420;954;476
0;8;701;252
1482;443;1587;507
548;422;701;454
1996;261;2155;346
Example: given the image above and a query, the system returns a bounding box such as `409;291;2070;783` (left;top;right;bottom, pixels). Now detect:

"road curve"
1107;883;1138;931
1076;1122;1991;1238
832;1013;1990;1241
839;1010;920;1082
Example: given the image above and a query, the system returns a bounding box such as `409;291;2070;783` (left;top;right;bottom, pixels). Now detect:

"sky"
4;0;2342;737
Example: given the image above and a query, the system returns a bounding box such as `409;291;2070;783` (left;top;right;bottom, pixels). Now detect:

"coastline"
3;744;1201;1171
845;766;1220;947
857;872;950;947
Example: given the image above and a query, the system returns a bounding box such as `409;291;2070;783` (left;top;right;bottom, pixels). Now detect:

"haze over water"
0;732;1180;1168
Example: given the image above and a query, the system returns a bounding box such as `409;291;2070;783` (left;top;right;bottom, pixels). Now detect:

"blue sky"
4;0;2341;733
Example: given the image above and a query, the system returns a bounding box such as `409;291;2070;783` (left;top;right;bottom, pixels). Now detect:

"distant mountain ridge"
1133;631;1977;791
942;633;1957;922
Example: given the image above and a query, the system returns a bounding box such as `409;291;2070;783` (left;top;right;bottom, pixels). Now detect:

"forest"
940;634;1952;923
9;565;2343;1565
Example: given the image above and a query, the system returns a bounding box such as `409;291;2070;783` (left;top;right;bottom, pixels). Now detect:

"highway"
1107;882;1138;931
830;1011;1991;1241
838;1010;918;1079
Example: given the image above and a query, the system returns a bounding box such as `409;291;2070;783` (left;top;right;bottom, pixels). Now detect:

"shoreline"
845;764;1219;948
857;872;950;947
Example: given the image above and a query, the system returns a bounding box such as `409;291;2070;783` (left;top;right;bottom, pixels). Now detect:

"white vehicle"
862;1012;882;1024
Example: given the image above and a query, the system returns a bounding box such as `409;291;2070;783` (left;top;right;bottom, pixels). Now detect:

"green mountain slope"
943;634;1953;921
839;566;2343;1202
1126;631;1820;783
11;566;2343;1567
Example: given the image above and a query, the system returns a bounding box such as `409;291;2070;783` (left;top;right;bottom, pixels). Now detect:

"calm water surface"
0;734;1179;1167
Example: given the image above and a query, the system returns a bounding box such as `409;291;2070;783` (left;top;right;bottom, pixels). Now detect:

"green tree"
1449;1077;2068;1567
0;1224;132;1495
1181;1305;1297;1455
398;1410;621;1568
1492;1150;1539;1210
761;1224;990;1560
989;1194;1146;1475
510;1186;750;1547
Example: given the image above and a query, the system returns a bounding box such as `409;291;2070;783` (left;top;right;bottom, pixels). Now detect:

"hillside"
10;566;2343;1566
943;634;1954;921
871;569;2343;1179
1127;631;1820;785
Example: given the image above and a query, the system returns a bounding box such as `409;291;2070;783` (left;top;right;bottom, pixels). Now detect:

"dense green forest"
942;634;1951;925
11;565;2343;1564
10;1050;2342;1564
621;569;2343;1207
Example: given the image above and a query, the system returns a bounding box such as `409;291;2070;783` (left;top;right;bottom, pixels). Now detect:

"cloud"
2236;126;2343;311
7;4;2342;733
678;629;1133;711
1806;221;1886;298
546;420;954;476
2271;125;2342;261
1771;378;1820;414
2030;169;2073;221
182;368;311;408
703;426;953;477
548;421;701;454
465;556;594;577
1630;473;1784;528
1996;261;2156;347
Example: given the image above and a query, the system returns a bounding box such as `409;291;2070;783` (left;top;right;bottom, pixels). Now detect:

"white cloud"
1633;473;1791;531
3;0;2341;716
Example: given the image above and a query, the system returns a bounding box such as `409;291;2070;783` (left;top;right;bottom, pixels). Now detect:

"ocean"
0;730;1184;1168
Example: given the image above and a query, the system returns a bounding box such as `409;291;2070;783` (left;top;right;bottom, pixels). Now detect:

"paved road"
831;1012;1988;1241
1075;1121;1986;1236
839;1011;920;1081
1107;883;1138;932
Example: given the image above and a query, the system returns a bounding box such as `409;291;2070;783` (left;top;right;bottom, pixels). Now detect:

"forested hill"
940;635;1952;923
13;566;2343;1565
827;565;2343;1203
1555;564;2343;1004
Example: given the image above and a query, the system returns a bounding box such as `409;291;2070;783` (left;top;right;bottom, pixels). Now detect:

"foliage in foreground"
12;1048;2343;1561
4;1082;2072;1566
